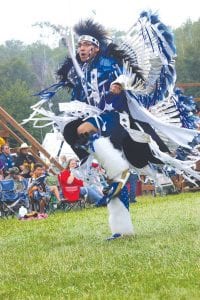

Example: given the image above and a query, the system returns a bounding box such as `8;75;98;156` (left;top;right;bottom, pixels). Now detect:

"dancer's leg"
63;119;89;160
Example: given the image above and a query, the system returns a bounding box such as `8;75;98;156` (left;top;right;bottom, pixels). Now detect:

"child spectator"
28;163;50;213
28;163;62;213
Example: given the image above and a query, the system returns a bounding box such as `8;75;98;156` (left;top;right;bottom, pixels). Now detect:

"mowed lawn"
1;192;200;300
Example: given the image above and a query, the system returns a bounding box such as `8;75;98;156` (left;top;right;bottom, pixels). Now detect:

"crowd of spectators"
0;140;138;216
4;137;199;217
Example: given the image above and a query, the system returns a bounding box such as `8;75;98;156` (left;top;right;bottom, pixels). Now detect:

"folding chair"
57;174;85;211
155;174;176;196
46;194;58;214
0;179;27;218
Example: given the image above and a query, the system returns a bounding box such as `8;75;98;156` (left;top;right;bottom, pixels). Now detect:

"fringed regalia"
23;11;200;239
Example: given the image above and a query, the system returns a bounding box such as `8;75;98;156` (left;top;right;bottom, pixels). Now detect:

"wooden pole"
0;119;56;175
0;106;63;171
177;83;200;88
0;119;23;144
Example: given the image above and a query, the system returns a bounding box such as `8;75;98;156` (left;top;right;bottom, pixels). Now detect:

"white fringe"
149;138;200;183
93;136;129;180
127;92;198;149
107;197;134;235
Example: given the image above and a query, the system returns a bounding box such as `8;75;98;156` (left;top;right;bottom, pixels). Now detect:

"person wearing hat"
15;143;36;178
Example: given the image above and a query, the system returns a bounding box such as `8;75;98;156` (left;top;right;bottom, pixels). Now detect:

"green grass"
1;192;200;300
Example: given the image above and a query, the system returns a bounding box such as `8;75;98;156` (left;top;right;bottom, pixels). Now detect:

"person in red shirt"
59;158;104;205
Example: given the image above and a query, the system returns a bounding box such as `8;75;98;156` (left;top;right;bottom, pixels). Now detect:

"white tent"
41;132;76;161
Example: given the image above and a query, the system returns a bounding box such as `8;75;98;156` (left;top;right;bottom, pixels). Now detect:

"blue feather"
34;81;65;100
150;14;159;24
140;11;149;18
173;88;199;129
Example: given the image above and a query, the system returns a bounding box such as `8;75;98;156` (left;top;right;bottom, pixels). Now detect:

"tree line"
0;19;199;144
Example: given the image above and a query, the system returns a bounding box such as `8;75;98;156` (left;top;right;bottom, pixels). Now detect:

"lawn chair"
57;174;85;211
155;174;176;196
28;175;51;213
0;179;27;218
46;195;59;214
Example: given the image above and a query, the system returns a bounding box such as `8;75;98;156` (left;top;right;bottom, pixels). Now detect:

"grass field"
1;192;200;300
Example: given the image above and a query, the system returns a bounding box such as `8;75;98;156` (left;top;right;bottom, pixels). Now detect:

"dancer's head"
74;19;108;62
77;39;99;62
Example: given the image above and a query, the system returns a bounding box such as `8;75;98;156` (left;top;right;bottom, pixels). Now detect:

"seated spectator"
59;158;105;205
0;159;4;180
60;154;68;168
15;143;36;178
28;163;50;213
28;163;62;213
0;144;15;176
6;167;29;209
42;165;62;202
42;161;59;186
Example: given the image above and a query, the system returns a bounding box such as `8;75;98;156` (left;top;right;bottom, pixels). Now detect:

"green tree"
0;58;36;90
175;19;200;97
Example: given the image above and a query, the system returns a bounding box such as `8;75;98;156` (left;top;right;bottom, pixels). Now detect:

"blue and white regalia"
25;12;200;239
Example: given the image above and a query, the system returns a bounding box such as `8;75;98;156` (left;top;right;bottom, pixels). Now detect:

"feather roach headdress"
57;19;109;82
74;19;144;80
73;19;108;49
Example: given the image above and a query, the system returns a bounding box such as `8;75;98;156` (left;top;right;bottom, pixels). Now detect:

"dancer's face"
78;41;99;62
